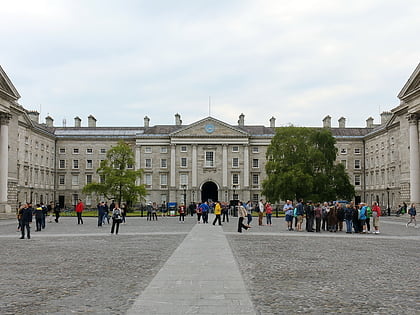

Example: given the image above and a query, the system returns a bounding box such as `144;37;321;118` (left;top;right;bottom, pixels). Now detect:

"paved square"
0;215;418;314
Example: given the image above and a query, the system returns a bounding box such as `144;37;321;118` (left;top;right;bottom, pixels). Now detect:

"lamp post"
192;190;195;203
386;187;390;216
232;185;238;217
182;184;187;207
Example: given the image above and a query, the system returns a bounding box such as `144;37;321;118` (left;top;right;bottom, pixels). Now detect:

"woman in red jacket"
75;199;84;224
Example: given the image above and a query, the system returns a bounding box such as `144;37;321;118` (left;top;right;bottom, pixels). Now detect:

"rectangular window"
180;146;187;152
145;158;152;168
160;174;168;186
73;160;79;169
252;174;259;185
354;148;361;155
232;157;239;168
161;159;167;168
86;148;93;154
354;159;361;169
252;159;259;168
181;157;187;168
354;175;361;186
205;151;214;167
59;160;65;169
86;159;93;169
232;146;239;152
252;147;259;153
100;148;106;154
145;174;152;186
180;174;188;185
340;148;347;154
127;163;133;169
59;148;66;154
59;175;65;185
73;148;79;154
232;173;239;185
86;174;92;184
160;147;168;153
72;175;79;186
145;147;152;153
341;160;347;169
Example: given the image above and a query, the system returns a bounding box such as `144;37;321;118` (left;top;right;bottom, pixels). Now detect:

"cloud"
0;0;419;128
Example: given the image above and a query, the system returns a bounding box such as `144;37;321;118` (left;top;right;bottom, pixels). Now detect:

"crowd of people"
16;197;417;239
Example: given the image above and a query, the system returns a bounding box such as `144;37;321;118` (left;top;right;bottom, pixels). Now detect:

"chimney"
366;117;374;128
74;116;81;127
88;115;96;127
27;110;40;124
45;116;54;127
144;116;150;128
380;111;392;125
238;113;245;126
338;117;346;128
322;115;331;128
175;113;182;126
269;116;276;128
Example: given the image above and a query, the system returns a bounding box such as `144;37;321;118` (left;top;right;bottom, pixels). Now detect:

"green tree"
82;140;146;206
262;126;355;202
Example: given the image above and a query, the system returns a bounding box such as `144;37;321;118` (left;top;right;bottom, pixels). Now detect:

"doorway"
201;181;218;203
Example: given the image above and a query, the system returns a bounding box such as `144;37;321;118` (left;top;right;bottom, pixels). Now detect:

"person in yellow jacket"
212;201;222;226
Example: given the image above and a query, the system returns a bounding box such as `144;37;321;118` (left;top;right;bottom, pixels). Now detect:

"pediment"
170;117;249;137
0;66;20;101
398;63;420;101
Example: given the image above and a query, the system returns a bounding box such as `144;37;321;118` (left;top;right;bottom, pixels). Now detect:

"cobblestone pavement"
0;215;419;314
224;216;420;315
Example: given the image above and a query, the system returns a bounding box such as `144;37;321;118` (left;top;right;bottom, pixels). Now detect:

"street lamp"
192;189;195;203
182;184;187;207
386;187;390;216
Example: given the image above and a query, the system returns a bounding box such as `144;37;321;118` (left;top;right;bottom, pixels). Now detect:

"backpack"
366;207;372;218
112;209;121;220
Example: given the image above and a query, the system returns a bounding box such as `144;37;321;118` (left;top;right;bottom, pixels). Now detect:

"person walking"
237;201;251;233
121;203;127;224
212;201;222;226
406;203;417;228
372;201;381;234
54;202;61;223
265;202;273;226
111;203;123;234
196;204;202;223
146;202;153;221
200;201;210;224
20;203;33;239
75;199;84;224
246;201;253;226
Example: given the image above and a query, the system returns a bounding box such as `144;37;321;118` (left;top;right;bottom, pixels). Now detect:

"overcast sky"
1;0;419;128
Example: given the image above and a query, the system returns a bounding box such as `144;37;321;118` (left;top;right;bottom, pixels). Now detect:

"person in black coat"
20;203;33;239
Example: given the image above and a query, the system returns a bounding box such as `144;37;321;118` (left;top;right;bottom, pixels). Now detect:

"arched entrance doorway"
201;181;218;202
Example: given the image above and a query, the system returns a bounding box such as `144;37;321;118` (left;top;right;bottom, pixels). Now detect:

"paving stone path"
0;215;418;314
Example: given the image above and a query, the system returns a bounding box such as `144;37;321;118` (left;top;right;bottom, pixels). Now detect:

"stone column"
170;144;176;187
222;144;227;187
408;114;420;205
135;145;141;185
192;145;197;188
0;113;11;213
243;145;249;187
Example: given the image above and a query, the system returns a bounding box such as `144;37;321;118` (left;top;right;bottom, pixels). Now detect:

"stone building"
0;63;419;212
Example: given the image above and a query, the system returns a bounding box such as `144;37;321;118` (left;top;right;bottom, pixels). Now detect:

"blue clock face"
205;124;215;133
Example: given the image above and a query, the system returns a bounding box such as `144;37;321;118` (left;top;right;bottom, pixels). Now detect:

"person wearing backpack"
111;203;123;235
359;203;368;233
365;205;373;233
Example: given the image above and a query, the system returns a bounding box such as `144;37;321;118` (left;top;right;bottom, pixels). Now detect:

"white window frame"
180;146;187;152
86;174;92;184
145;173;152;186
145;147;152;153
252;147;259;153
354;159;361;169
161;158;167;168
252;174;259;185
340;148;347;154
59;148;66;154
86;159;93;169
232;157;239;168
160;147;168;154
86;148;93;154
205;151;215;167
73;148;79;154
181;157;187;168
100;148;106;154
232;146;239;152
341;160;347;169
160;174;168;186
73;159;79;169
252;159;259;168
59;160;66;169
145;158;152;168
58;175;65;185
72;175;79;186
354;148;361;155
232;173;239;185
180;174;188;186
354;174;361;186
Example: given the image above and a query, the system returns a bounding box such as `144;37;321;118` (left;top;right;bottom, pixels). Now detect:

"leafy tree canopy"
262;126;355;203
82;140;146;206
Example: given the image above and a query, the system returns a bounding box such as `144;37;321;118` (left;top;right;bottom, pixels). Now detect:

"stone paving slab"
127;223;256;315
